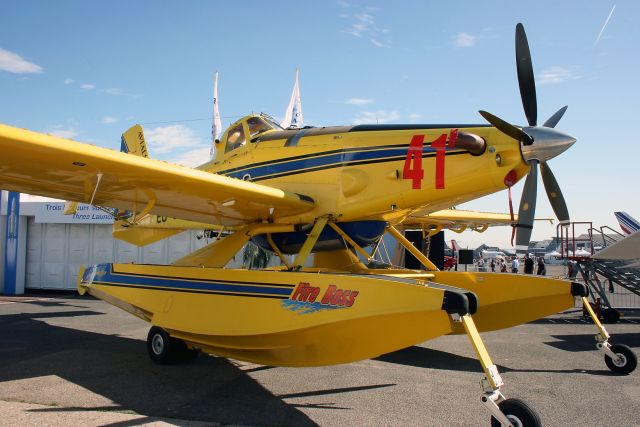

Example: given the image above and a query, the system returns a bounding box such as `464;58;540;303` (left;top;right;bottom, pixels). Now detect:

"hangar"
0;192;210;294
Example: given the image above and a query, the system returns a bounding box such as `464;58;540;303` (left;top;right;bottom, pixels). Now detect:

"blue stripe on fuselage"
222;145;461;181
88;264;293;297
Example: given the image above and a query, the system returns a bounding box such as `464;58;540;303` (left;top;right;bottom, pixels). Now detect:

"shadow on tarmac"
376;345;485;373
377;334;640;377
544;332;640;353
0;308;324;426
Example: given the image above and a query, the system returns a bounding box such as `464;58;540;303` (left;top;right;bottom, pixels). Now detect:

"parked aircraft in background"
614;211;640;236
481;249;507;260
595;211;640;268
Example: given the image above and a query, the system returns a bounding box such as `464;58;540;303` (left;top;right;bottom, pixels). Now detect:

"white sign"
35;203;114;224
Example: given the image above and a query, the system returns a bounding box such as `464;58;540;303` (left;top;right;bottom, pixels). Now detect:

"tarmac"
1;294;639;426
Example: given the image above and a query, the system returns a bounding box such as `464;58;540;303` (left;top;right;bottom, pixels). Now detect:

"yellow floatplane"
0;24;635;426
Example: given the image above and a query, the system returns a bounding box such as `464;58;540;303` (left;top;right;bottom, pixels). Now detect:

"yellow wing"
404;209;516;235
404;208;553;235
0;124;314;226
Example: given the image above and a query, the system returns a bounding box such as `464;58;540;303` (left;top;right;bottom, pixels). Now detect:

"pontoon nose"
520;126;576;163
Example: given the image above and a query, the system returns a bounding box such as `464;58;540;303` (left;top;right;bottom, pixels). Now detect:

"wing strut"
290;217;329;271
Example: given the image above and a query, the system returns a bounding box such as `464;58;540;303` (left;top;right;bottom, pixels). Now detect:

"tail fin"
451;239;458;252
120;124;149;157
614;211;640;236
113;124;221;247
112;219;184;246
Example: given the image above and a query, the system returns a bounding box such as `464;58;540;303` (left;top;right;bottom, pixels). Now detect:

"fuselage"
199;115;530;227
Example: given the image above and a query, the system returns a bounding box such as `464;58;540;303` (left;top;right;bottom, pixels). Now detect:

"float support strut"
459;314;513;426
387;225;438;271
581;296;621;360
290;217;328;271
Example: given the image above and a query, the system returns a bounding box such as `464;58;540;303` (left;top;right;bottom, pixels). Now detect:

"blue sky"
1;1;637;248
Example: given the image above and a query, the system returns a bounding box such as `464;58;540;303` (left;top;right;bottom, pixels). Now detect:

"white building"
0;192;213;294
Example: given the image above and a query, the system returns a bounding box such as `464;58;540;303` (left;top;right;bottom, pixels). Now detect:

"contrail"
595;4;616;46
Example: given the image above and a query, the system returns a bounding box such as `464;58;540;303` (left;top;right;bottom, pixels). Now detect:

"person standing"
490;258;496;272
511;257;519;273
537;257;546;275
524;254;534;274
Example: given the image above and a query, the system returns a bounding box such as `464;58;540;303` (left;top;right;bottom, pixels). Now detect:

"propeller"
479;23;576;253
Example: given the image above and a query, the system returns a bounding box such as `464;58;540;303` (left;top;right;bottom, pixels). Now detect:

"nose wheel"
458;314;542;426
490;398;541;427
603;343;637;375
582;297;638;374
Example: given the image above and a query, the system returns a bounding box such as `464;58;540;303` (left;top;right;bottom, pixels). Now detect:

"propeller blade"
479;110;533;144
542;106;568;128
515;160;538;253
540;161;570;225
515;23;538;127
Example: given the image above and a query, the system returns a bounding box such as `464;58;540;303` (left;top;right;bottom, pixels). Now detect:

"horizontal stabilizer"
112;216;217;246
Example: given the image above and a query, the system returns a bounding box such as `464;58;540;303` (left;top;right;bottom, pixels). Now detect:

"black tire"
604;344;637;374
147;326;176;364
147;326;198;365
490;398;542;427
602;308;620;324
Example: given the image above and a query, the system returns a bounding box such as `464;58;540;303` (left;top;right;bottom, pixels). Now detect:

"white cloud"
346;97;374;105
337;0;350;8
145;125;202;154
64;78;75;85
172;147;212;167
408;113;422;121
537;67;581;85
342;10;391;48
0;48;43;74
46;127;79;139
353;110;400;125
345;13;374;37
102;87;131;96
454;33;477;48
81;83;96;90
101;116;119;124
370;38;389;48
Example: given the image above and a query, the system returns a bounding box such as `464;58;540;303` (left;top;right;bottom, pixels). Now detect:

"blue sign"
3;191;20;295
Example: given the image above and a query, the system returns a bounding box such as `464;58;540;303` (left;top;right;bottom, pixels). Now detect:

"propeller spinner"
479;23;576;253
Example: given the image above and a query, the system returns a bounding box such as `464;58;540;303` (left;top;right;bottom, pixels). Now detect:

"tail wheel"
605;344;637;374
147;326;199;365
490;398;542;427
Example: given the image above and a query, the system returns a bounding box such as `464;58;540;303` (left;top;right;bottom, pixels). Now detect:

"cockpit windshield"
225;123;246;153
224;114;283;154
247;116;273;138
260;113;284;131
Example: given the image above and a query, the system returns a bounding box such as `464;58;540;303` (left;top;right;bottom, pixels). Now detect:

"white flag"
281;70;303;129
211;71;222;158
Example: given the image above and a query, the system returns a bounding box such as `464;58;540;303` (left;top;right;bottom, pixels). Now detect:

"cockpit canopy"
220;113;283;156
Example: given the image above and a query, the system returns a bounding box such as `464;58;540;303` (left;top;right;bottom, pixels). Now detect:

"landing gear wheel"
147;326;199;365
605;344;637;374
490;398;541;427
602;308;620;323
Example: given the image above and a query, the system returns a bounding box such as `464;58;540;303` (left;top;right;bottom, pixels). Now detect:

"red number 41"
403;130;458;190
